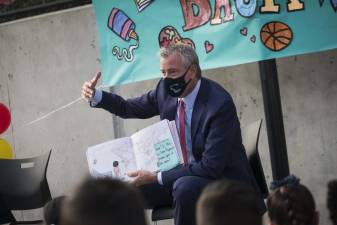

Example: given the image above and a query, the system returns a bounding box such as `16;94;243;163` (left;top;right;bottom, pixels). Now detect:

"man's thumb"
127;171;139;177
90;72;101;87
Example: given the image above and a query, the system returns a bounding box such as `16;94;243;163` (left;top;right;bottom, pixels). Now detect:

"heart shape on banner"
250;35;256;43
204;41;214;53
240;27;248;36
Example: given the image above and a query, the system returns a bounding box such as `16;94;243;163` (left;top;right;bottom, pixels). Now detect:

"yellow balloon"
0;138;14;159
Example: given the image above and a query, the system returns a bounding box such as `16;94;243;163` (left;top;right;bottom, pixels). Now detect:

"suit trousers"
140;176;212;225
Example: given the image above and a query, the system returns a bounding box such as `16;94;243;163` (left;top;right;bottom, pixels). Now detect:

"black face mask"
164;66;191;97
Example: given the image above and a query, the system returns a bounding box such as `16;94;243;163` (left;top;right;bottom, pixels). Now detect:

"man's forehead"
160;54;183;67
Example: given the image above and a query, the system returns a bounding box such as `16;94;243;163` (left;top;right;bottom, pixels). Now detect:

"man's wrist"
157;172;163;185
90;89;102;106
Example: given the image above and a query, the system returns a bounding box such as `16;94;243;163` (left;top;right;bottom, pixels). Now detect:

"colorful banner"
92;0;337;87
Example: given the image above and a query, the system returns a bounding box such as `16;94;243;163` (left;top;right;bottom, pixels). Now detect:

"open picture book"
86;119;183;180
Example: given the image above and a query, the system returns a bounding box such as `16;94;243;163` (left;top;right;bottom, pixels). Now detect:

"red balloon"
0;103;11;134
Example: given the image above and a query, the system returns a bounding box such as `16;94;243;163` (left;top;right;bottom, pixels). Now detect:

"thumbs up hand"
81;72;101;102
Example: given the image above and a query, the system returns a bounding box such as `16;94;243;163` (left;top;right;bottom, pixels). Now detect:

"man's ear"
190;64;198;78
191;63;196;71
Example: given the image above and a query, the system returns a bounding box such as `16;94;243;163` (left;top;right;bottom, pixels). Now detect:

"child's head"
327;179;337;225
267;175;319;225
197;179;262;225
43;196;66;225
62;177;147;225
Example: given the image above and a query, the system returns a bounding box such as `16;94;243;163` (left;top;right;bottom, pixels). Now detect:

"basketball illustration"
260;21;293;52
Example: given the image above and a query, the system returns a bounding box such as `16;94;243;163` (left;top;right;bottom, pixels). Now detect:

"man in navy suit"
82;45;265;225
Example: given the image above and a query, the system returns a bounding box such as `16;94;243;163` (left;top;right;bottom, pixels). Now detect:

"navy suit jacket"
95;77;260;193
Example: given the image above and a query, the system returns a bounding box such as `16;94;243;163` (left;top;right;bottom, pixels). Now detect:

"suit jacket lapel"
191;78;207;142
163;97;177;121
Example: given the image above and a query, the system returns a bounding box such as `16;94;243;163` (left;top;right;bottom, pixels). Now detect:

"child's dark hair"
197;179;263;225
43;196;66;225
327;179;337;225
267;175;318;225
62;177;147;225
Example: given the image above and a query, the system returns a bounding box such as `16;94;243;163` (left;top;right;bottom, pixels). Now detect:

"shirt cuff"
157;172;163;185
90;89;102;106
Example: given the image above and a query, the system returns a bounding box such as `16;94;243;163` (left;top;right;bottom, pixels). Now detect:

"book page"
86;137;137;181
131;119;181;172
168;120;184;164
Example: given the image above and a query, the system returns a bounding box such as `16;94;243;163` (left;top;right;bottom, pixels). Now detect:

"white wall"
1;5;336;225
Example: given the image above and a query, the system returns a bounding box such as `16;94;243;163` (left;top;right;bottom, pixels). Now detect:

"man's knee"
172;176;209;201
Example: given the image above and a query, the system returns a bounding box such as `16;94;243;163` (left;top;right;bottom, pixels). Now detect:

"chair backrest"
241;120;269;198
0;150;52;210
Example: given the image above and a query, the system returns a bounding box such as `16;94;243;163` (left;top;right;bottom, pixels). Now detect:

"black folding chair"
151;120;268;224
241;119;268;198
0;195;15;224
0;150;52;225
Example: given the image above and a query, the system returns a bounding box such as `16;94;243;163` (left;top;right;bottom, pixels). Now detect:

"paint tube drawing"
108;8;139;62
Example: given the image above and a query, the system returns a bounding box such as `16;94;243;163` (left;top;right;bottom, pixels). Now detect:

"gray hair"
160;44;201;77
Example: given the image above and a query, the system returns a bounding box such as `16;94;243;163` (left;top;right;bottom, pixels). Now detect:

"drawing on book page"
132;120;181;172
87;137;137;181
154;137;180;171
